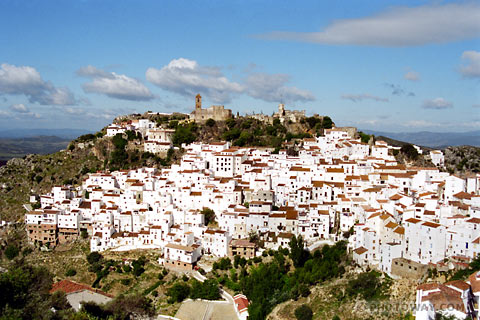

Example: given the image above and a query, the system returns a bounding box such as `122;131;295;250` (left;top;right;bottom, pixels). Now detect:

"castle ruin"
189;94;232;123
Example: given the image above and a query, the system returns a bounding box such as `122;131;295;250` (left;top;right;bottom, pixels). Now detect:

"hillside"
444;145;480;174
0;136;71;163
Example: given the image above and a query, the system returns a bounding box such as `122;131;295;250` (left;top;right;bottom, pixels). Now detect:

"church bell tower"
195;94;202;109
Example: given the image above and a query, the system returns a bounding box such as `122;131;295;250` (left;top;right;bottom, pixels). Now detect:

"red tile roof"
50;279;113;298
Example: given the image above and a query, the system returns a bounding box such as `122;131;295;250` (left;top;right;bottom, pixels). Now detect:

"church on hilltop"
189;94;232;123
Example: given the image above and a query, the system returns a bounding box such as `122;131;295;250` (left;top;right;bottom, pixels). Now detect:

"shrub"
65;268;77;277
400;144;419;160
78;134;96;142
294;304;313;320
167;282;190;303
121;278;131;286
5;244;19;260
22;247;33;256
201;207;216;225
346;271;383;300
87;252;103;265
205;118;216;127
172;124;196;146
112;133;127;149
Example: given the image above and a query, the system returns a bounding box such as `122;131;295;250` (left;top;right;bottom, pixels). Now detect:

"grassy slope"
0;147;102;222
270;274;416;320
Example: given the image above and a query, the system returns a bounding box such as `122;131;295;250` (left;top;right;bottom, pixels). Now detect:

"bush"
65;268;77;277
205;118;216;127
201;207;216;225
5;244;19;260
190;279;221;300
167;282;190;303
400;144;419;160
78;134;96;142
358;131;371;144
121;278;131;286
294;304;313;320
87;252;103;265
112;133;127;149
322;116;333;129
22;247;33;256
226;118;236;129
132;256;146;277
346;271;384;300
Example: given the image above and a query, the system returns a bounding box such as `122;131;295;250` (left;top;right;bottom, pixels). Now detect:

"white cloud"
0;110;11;117
244;73;314;103
3;104;40;119
341;93;389;102
257;3;480;47
422;97;453;109
147;58;315;104
9;103;29;113
0;63;77;105
404;71;420;81
459;51;480;78
63;107;86;115
146;58;244;104
78;65;154;101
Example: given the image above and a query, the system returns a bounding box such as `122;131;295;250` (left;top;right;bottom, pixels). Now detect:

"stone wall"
190;105;232;122
391;257;428;279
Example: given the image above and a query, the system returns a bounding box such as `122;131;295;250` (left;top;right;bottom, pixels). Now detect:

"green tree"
112;133;127;149
87;252;103;265
190;279;221;300
358;131;371;144
201;207;216;225
346;271;383;300
400;144;419;160
0;263;53;318
167;282;191;303
289;235;310;268
226;118;236;129
172;124;196;146
322;116;333;129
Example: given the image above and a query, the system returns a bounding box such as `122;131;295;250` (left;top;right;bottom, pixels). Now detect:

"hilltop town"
16;95;480;319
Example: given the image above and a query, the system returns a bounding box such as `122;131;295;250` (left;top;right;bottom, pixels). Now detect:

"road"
307;239;335;252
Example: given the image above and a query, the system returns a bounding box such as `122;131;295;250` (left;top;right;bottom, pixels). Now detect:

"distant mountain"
0;128;92;140
361;130;480;148
0;135;71;163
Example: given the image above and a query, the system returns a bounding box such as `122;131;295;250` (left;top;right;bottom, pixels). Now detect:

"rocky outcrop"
444;146;480;174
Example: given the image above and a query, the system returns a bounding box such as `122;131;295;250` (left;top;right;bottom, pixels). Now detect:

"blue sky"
0;0;478;132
